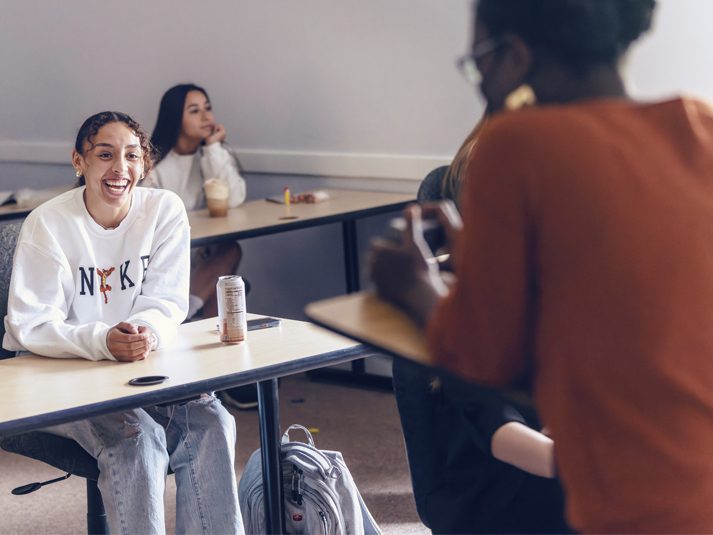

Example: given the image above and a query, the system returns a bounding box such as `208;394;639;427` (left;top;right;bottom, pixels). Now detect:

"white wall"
2;0;713;188
0;0;476;186
627;0;713;101
2;0;713;322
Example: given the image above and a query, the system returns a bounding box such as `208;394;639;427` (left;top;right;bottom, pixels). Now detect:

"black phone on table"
247;317;281;330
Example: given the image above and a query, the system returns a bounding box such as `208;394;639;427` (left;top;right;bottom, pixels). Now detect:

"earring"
505;84;537;111
75;169;81;178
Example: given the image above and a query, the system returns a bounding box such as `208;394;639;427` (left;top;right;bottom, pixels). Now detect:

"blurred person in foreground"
371;0;713;532
393;155;569;533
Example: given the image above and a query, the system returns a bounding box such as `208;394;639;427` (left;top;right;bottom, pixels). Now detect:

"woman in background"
150;83;246;319
3;111;242;534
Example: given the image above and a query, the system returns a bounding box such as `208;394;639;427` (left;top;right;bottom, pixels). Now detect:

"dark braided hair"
74;111;154;186
476;0;656;69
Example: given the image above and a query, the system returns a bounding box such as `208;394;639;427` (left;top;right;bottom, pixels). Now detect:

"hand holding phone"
386;216;446;254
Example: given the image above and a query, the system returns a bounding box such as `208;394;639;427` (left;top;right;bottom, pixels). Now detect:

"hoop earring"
505;84;537;111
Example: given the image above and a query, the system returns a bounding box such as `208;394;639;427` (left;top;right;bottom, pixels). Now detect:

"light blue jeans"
46;394;243;535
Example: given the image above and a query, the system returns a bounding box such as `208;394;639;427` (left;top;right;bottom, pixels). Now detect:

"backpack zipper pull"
290;465;304;505
319;511;328;534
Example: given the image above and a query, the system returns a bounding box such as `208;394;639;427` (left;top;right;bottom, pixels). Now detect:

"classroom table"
0;203;32;221
0;185;74;221
305;291;432;366
0;188;415;292
0;314;365;534
189;188;414;293
306;291;541;405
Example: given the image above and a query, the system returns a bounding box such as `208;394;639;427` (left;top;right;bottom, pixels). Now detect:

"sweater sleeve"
3;240;115;361
426;118;536;387
126;195;190;348
200;143;246;208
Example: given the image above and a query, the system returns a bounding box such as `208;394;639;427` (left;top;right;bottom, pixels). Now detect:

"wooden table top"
0;314;363;435
305;292;432;366
189;189;414;245
0;188;415;235
0;203;32;221
0;185;74;221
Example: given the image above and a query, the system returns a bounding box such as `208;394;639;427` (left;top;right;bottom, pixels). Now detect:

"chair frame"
0;220;108;534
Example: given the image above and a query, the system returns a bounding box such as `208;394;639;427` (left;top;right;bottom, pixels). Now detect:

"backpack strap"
282;424;316;447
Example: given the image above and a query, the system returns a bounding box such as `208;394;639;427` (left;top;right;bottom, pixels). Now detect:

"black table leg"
342;219;359;294
342;220;367;375
305;219;392;388
257;379;284;534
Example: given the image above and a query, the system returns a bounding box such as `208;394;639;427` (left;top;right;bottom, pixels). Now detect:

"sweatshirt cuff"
202;142;227;159
99;325;117;361
132;318;175;350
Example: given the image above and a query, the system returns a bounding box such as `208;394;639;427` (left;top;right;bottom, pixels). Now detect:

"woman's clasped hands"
106;322;157;362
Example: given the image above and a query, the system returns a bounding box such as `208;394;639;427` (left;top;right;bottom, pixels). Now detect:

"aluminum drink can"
217;275;247;343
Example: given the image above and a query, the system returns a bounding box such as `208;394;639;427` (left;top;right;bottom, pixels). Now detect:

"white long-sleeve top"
2;186;190;361
149;142;246;211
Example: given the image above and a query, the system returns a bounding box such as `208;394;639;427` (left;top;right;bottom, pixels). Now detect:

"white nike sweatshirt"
2;186;190;361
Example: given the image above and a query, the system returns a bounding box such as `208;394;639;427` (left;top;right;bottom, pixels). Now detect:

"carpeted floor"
0;372;430;534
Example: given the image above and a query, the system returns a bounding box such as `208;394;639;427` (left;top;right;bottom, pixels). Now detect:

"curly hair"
74;111;154;186
476;0;656;69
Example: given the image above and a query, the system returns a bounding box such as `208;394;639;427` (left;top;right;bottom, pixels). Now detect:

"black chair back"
0;219;108;533
0;220;22;359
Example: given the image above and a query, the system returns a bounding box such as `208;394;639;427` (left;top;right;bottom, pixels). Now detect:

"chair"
416;165;448;203
0;219;109;534
391;166;448;528
391;167;569;533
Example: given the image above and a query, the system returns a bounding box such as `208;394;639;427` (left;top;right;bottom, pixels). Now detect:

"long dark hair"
74;111;154;186
150;83;208;163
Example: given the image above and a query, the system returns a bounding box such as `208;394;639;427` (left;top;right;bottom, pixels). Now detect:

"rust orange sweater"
427;97;713;533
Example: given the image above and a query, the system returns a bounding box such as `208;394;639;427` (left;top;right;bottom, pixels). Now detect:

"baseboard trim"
0;141;450;181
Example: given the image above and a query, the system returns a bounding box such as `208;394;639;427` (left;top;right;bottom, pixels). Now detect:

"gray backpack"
238;424;381;535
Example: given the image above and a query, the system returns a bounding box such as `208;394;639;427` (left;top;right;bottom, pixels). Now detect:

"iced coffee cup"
204;178;229;217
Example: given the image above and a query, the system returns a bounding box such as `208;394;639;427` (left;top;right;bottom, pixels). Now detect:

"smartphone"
386;216;446;253
128;375;168;386
247;317;281;331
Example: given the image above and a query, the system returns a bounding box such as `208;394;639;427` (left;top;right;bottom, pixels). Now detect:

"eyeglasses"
456;37;503;85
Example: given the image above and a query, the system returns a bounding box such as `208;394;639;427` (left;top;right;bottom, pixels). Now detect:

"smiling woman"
2;110;244;534
71;112;153;230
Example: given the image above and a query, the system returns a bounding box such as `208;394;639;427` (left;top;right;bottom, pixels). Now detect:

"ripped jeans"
45;394;243;535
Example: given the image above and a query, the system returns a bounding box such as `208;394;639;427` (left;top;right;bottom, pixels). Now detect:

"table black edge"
0;209;31;222
0;345;367;437
305;313;427;370
190;200;412;247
